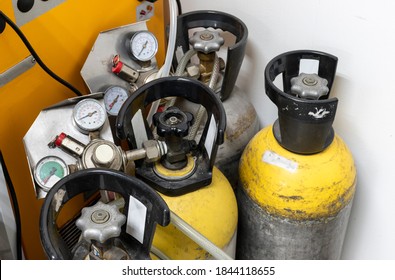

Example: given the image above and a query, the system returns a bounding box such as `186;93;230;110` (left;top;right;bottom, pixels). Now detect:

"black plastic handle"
40;168;170;260
265;50;338;154
174;10;248;101
116;76;227;195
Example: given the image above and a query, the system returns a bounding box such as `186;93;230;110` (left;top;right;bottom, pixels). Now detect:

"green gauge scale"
34;155;69;192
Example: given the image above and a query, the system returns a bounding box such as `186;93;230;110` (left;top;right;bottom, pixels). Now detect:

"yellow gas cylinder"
236;50;357;259
116;77;238;259
154;166;238;259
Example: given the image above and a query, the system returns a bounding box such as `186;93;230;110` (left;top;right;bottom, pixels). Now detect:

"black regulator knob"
153;107;194;138
153;107;195;170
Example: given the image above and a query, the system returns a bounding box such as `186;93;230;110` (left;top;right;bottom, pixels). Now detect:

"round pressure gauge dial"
103;86;129;116
34;156;69;192
73;98;106;133
129;31;158;62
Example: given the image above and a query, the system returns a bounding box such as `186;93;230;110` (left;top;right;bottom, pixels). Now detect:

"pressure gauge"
103;86;129;116
73;98;106;133
34;155;69;192
129;31;158;62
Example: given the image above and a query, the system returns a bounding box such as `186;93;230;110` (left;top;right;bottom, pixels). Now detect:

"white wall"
181;0;395;259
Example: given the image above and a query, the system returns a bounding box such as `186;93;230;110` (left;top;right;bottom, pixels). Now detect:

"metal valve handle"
265;50;338;154
189;30;224;54
290;73;329;100
173;10;248;101
76;201;126;244
39;168;170;260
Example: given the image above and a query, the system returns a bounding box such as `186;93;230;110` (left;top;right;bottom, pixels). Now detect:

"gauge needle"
138;40;148;56
42;167;57;184
78;111;97;120
109;95;119;110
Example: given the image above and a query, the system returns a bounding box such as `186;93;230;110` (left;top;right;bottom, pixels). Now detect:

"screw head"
302;76;318;86
91;209;110;224
199;32;214;41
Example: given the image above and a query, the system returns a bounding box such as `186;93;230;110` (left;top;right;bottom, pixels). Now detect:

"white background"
181;0;395;259
2;260;395;279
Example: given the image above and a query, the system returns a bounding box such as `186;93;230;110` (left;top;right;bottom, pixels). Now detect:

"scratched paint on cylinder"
239;125;356;221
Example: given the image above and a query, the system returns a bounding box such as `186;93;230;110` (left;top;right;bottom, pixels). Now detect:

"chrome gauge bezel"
72;98;107;133
33;155;69;192
129;31;158;62
103;86;129;116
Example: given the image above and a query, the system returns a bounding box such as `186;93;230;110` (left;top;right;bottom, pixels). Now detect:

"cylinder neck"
264;50;338;154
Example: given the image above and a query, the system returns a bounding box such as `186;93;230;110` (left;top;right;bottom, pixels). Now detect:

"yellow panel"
0;0;165;259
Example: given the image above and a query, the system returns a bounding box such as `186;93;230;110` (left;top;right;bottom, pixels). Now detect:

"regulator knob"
92;143;116;168
290;73;329;100
153;106;194;138
76;201;126;244
189;30;224;54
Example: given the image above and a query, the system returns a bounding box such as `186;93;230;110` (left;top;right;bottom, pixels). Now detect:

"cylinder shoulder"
239;125;357;220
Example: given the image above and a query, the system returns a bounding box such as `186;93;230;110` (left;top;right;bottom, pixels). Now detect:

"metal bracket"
0;55;36;87
11;0;66;26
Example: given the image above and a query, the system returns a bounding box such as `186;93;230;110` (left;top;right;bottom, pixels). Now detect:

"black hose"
176;0;182;15
0;11;83;97
0;150;22;260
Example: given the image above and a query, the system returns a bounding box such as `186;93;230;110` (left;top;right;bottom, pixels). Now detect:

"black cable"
0;11;83;97
0;150;22;260
176;0;182;15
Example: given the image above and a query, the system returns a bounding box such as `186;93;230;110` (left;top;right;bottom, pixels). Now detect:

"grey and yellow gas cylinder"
237;50;356;259
169;10;259;188
116;77;238;259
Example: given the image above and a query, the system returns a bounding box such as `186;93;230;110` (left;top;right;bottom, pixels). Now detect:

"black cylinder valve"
116;76;226;196
153;107;194;170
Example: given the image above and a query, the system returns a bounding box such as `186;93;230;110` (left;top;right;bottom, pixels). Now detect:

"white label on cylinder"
126;196;147;244
299;59;319;75
204;116;217;160
131;109;148;149
262;150;298;173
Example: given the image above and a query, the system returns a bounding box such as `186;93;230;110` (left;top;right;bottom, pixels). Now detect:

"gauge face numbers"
130;31;158;62
73;98;106;133
34;156;69;191
103;86;129;116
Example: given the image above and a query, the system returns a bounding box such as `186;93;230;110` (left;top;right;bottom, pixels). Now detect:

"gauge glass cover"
130;31;158;62
34;156;69;191
73;98;106;132
104;86;129;116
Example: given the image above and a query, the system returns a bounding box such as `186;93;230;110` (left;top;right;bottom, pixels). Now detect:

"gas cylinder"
237;50;357;259
116;77;238;259
39;168;170;260
170;10;259;188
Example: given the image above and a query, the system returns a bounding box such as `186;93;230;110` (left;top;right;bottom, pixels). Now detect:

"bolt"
92;143;115;167
200;32;214;41
91;210;110;224
302;76;318;86
168;116;180;125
